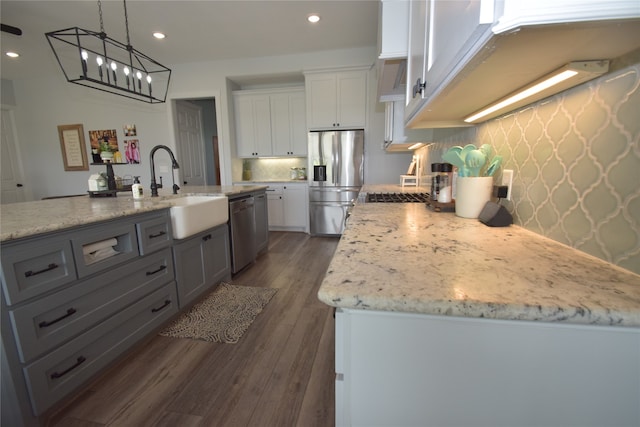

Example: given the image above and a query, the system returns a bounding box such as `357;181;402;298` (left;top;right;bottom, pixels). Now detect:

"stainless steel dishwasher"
229;196;256;273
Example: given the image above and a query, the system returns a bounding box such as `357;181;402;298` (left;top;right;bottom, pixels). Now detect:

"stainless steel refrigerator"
308;129;364;235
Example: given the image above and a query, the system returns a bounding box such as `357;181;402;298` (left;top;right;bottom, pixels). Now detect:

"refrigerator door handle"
333;134;340;185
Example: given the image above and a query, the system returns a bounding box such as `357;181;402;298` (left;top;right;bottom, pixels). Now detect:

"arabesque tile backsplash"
417;61;639;275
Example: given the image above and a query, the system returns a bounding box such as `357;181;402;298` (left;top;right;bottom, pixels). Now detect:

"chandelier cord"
123;0;131;46
97;0;105;34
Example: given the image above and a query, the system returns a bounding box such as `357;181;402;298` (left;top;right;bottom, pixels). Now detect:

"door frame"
167;90;227;185
1;106;30;202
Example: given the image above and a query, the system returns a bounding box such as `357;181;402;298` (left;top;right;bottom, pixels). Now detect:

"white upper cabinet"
270;90;307;156
402;0;640;128
233;87;306;158
406;0;494;124
234;94;272;157
304;69;368;130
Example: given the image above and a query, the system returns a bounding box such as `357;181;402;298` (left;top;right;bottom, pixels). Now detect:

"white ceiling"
0;0;380;80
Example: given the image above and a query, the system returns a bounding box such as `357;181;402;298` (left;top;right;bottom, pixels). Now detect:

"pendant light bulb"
136;71;142;80
96;56;103;66
111;61;117;71
146;75;152;83
123;67;130;76
81;50;88;61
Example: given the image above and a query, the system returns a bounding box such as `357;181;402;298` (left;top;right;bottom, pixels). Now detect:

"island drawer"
1;234;77;306
71;221;139;278
22;282;178;416
8;248;175;363
137;213;173;255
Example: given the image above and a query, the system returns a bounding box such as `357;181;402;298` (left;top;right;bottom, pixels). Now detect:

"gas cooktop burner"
366;192;430;203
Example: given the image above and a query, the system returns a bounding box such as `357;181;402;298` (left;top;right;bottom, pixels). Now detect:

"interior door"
176;101;206;186
1;108;26;203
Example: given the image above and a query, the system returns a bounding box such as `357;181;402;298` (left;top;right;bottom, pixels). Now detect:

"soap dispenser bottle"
132;176;144;199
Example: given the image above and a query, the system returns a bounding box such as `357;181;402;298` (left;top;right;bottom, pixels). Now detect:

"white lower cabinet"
335;309;640;427
262;183;308;232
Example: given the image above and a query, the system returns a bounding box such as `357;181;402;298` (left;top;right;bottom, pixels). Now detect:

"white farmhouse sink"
168;195;229;239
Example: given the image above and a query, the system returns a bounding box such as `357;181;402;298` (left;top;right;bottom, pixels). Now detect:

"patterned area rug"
159;283;277;344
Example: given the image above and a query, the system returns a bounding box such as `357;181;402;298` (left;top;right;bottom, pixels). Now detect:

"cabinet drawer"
1;235;77;305
23;282;178;416
137;213;172;255
9;248;175;363
71;221;139;278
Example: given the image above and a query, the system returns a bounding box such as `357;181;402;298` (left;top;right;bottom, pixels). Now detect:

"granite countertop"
0;185;267;242
318;195;640;328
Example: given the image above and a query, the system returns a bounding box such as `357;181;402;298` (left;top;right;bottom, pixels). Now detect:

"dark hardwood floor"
45;232;339;427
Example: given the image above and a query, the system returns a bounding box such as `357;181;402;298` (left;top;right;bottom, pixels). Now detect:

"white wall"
8;46;412;200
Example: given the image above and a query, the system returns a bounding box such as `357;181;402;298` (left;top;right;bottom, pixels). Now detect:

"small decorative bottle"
132;176;144;199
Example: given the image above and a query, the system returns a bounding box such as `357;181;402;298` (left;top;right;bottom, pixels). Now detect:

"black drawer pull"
148;231;167;239
50;356;86;379
39;308;77;328
146;265;167;276
151;299;171;313
202;234;212;241
25;263;59;277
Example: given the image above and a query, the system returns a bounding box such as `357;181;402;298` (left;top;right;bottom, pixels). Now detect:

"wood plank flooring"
45;232;339;427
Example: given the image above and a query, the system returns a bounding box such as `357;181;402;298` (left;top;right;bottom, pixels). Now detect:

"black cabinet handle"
151;299;171;313
202;234;212;241
412;78;426;98
148;231;166;239
146;265;167;276
25;263;59;277
16;183;23;187
39;308;77;328
50;356;86;379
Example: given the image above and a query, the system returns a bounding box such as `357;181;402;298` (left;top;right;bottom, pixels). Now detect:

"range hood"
383;100;432;151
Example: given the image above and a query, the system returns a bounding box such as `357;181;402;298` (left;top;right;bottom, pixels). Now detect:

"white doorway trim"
167;89;230;185
1;106;30;202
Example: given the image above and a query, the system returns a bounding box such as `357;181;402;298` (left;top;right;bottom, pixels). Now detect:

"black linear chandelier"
45;0;171;104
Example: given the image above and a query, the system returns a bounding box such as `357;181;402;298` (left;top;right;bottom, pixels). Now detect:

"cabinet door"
405;0;429;119
270;93;293;156
424;0;494;98
173;233;206;307
267;194;285;228
283;185;308;230
252;96;273;156
305;74;338;129
234;94;273;157
336;71;367;128
234;95;257;157
202;225;230;287
289;91;307;156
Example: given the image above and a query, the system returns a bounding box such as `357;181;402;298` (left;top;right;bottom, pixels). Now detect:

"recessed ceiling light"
307;14;320;23
6;51;19;58
153;32;166;39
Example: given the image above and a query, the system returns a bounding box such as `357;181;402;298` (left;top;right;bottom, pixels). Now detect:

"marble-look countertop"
318;198;640;327
0;185;267;242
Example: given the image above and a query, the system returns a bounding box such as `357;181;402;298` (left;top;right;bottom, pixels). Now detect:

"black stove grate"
366;192;430;203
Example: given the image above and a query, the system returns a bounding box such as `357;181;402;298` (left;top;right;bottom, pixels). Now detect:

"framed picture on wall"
57;124;89;171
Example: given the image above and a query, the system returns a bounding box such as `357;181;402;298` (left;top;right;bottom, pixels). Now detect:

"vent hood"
383;100;433;151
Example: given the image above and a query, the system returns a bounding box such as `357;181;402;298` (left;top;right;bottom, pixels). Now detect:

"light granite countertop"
0;185;267;242
318;191;640;327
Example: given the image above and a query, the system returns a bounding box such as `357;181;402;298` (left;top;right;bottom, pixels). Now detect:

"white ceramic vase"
455;176;494;218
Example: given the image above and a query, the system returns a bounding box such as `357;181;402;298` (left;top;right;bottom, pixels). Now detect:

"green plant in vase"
99;140;114;163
